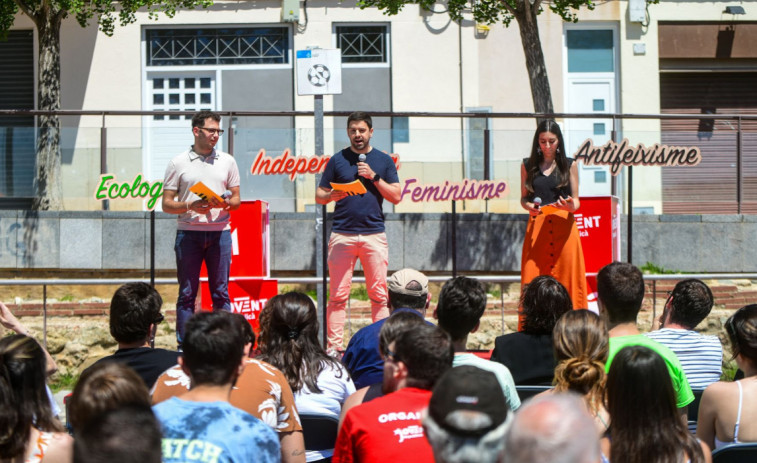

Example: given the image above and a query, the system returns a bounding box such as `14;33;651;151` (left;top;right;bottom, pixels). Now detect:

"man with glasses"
646;279;722;388
85;282;179;388
162;110;241;347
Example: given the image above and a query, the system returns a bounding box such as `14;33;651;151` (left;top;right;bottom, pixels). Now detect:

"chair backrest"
712;443;757;463
300;413;340;452
686;388;705;433
516;385;553;403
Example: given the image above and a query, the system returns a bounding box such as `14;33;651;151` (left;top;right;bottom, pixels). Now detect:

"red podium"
577;196;621;312
199;201;277;334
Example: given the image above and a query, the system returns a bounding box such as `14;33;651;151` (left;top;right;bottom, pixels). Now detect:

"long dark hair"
0;335;64;458
725;304;757;363
258;292;345;393
524;119;570;193
606;345;704;463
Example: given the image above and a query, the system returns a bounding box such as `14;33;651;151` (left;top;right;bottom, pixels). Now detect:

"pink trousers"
326;232;390;350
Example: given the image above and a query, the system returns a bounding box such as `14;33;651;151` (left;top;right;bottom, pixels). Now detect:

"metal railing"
4;272;756;349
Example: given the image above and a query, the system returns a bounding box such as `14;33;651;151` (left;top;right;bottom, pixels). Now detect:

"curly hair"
552;310;608;414
258;292;345;394
521;276;573;335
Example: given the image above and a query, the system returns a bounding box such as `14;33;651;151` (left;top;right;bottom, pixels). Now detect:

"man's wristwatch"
372;173;381;183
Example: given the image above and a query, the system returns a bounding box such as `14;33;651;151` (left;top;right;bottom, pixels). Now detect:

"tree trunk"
513;6;554;121
31;8;63;210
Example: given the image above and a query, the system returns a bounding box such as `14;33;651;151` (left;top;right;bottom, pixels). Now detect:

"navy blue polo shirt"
318;148;399;234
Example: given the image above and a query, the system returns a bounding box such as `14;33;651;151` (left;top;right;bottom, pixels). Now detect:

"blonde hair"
552;310;608;411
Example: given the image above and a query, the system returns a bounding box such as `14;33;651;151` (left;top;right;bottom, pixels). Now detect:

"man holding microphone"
162;110;241;348
316;111;401;355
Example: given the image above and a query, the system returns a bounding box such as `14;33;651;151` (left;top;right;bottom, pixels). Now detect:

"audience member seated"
504;392;599;463
603;345;711;463
342;268;432;390
548;309;610;435
435;276;520;410
0;335;73;463
73;404;162;463
69;362;152;433
333;324;453;463
697;304;757;451
1;300;62;419
339;310;427;419
151;312;304;463
490;275;572;385
597;262;694;413
85;283;178;389
423;365;510;463
646;278;722;388
258;292;355;463
152;311;280;463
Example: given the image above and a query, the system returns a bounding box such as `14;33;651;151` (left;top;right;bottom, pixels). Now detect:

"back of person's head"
726;304;757;363
69;361;151;431
521;276;573;334
596;262;645;324
503;393;599;463
436;276;486;341
387;268;429;312
0;335;62;458
109;282;164;344
393;324;453;390
606;345;703;463
182;311;244;386
258;292;339;393
424;366;509;463
228;312;255;354
379;310;427;358
667;279;713;329
73;404;162;463
552;310;608;398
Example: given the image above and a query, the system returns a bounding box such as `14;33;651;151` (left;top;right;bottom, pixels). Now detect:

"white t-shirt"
294;362;355;462
645;328;723;389
163;148;241;231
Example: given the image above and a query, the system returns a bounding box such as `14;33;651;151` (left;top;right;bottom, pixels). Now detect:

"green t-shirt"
607;334;694;409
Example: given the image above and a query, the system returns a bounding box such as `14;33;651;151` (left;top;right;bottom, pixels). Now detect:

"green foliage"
350;285;369;301
59;294;74;302
49;371;79;393
721;360;738;382
640;262;680;275
0;0;214;37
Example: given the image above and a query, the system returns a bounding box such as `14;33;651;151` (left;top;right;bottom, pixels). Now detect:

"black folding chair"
712;443;757;463
300;413;340;462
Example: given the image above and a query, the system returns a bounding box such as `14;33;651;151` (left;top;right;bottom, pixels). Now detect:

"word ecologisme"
94;175;163;210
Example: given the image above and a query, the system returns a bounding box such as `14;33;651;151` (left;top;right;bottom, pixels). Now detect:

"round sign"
308;64;331;87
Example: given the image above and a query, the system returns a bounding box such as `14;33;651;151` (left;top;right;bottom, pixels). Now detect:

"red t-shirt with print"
333;387;434;463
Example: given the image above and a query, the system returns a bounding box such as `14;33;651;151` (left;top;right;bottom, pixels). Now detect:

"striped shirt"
645;328;723;389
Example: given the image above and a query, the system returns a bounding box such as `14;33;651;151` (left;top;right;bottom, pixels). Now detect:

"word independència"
573;138;702;175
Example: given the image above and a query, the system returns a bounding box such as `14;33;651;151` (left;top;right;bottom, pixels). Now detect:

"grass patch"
721;360;739;382
49;371;79;393
59;294;75;302
350;285;369;301
640;262;680;275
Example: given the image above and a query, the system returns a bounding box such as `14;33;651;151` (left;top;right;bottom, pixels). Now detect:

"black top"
523;157;574;205
88;347;180;389
490;332;556;386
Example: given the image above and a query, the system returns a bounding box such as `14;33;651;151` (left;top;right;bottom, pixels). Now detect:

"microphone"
533;197;542;210
358;154;366;163
221;190;232;199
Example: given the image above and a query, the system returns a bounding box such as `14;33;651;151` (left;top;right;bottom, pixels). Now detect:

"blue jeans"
174;229;232;345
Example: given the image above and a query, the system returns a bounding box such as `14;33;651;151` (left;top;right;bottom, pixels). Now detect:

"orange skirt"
519;209;588;328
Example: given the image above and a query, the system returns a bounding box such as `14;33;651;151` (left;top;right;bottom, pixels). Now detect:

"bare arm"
357;162;401;205
0;301;57;376
279;430;306;463
315;186;348;205
161;189;212;215
339;387;368;430
520;163;540;216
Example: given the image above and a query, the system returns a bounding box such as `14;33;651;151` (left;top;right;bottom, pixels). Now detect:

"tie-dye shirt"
153;397;280;463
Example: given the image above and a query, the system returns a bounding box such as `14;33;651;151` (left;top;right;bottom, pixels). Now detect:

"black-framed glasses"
198;127;224;136
154;313;165;325
384;347;401;363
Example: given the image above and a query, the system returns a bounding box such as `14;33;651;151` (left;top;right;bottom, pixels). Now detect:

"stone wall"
2;210;757;273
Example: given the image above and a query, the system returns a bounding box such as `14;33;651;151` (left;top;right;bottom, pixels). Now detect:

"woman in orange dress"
520;120;587;328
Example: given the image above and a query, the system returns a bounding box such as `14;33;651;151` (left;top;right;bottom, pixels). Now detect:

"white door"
564;79;613;196
143;73;220;187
